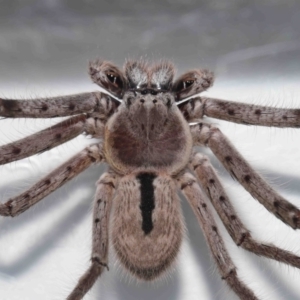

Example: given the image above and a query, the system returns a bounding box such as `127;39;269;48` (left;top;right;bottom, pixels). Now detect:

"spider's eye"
107;73;115;82
172;74;197;102
141;89;148;95
175;78;195;93
183;80;194;89
150;90;158;95
107;73;117;84
178;79;194;91
106;72;124;89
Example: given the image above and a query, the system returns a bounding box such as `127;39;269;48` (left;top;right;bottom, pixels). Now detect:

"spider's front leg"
176;172;258;300
203;97;300;127
67;172;118;300
190;122;300;229
180;96;300;127
0;92;101;118
0;89;118;165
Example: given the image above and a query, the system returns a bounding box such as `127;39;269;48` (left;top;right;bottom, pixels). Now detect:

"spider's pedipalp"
0;92;100;118
68;172;117;300
190;122;300;229
177;172;258;300
190;152;300;269
0;144;104;217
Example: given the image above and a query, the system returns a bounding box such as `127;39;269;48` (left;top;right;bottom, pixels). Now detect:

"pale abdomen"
112;172;184;280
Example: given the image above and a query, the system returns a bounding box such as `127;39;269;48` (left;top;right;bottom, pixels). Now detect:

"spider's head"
88;59;214;106
89;59;214;174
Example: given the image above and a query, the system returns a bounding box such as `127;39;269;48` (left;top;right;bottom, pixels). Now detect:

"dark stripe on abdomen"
137;172;156;235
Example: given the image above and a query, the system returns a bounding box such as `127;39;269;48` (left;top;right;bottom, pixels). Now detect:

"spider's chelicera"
1;59;300;300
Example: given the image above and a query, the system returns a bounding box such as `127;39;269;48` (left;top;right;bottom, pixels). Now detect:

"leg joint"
91;256;109;271
0;200;13;217
221;268;237;280
237;232;251;247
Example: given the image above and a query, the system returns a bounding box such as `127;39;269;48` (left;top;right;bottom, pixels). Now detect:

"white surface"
0;78;300;300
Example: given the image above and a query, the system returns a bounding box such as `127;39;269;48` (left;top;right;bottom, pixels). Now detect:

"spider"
0;59;300;300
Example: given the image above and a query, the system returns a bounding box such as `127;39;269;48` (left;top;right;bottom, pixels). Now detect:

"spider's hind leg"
176;172;258;300
190;152;300;270
67;171;118;300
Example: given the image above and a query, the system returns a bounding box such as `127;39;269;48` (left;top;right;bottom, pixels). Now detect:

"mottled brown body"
104;92;192;174
1;58;300;300
112;174;184;280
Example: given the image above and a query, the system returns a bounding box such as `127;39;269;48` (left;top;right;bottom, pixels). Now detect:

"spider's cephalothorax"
1;58;300;300
103;60;194;174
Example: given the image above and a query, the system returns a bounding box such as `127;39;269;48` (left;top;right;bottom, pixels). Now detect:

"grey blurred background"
0;1;300;300
0;0;300;83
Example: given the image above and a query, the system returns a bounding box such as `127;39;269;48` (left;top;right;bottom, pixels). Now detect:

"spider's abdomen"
112;172;184;280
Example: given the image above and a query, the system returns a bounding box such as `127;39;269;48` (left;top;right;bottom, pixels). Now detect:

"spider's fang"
189;122;200;126
97;86;123;103
176;93;202;106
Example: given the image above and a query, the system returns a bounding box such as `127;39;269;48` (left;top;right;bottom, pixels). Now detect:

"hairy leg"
67;171;118;300
0;113;106;164
0;143;103;217
190;152;300;269
0;115;87;164
0;92;102;118
190;122;300;229
179;97;300;127
176;172;258;300
203;97;300;127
